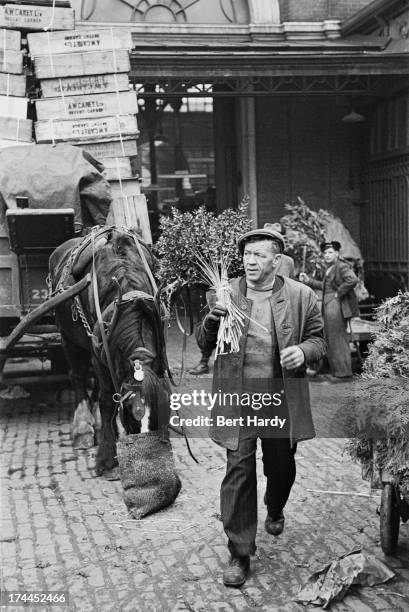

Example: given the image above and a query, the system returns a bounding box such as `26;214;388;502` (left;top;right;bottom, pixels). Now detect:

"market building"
71;0;409;298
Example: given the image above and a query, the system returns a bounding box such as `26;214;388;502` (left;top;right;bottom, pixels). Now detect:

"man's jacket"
196;276;326;450
309;259;359;319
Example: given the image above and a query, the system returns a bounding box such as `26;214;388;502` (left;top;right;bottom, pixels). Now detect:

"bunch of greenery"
154;199;252;288
280;197;329;277
346;292;409;501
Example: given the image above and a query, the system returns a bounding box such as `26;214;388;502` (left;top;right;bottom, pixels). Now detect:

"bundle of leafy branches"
154;199;252;289
346;292;409;501
280;197;330;277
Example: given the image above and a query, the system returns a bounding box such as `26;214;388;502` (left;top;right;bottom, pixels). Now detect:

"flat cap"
238;223;285;253
320;240;341;252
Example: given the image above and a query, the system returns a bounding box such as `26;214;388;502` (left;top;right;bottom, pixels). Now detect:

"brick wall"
255;96;362;241
279;0;374;22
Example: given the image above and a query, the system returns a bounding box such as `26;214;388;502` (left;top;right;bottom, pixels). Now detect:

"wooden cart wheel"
380;483;400;555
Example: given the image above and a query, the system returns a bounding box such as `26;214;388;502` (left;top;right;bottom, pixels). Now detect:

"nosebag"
117;431;182;519
295;549;395;608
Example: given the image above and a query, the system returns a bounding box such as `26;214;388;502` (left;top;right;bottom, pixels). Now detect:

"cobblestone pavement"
1;325;408;612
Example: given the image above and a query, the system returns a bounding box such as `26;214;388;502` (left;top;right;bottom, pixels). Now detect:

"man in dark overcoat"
196;227;326;587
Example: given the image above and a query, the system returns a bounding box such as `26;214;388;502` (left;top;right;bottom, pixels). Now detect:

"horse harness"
55;226;199;463
56;227;164;415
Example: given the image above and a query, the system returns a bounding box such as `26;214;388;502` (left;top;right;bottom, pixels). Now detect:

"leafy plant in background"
346;291;409;501
154;198;252;288
279;197;328;277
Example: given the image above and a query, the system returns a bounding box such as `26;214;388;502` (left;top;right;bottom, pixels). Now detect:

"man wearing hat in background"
189;223;296;375
299;241;359;382
196;226;326;587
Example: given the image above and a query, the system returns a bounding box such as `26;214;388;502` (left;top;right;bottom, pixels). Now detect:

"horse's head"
93;231;170;433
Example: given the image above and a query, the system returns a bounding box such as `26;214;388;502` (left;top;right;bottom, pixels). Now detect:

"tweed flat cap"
238;223;285;253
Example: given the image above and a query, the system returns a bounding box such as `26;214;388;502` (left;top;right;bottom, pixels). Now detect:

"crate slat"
0;48;23;73
101;156;132;180
0;115;32;141
0;72;25;95
28;28;132;56
34;49;130;79
35;90;137;120
0;93;27;117
106;195;151;244
0;4;74;31
40;73;130;98
75;138;137;159
0;27;20;50
0;3;74;31
35;114;138;144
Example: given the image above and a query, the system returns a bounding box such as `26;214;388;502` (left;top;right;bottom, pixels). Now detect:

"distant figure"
189;222;295;376
299;240;359;382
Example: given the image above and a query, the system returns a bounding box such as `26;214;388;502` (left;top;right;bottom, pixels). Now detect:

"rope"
43;0;57;32
2;31;6;74
46;31;55;78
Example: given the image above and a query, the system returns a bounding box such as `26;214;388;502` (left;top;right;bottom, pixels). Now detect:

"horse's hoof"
103;466;120;481
73;433;95;450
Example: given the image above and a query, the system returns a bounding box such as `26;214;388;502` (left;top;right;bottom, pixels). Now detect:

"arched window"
74;0;271;24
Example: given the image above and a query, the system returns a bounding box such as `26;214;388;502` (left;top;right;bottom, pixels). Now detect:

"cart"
370;444;409;555
0;207;76;383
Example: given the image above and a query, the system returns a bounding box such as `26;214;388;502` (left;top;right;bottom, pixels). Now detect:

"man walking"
196;226;326;587
189;223;295;376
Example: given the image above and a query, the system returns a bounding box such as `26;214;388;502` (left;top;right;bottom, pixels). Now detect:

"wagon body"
0;208;75;382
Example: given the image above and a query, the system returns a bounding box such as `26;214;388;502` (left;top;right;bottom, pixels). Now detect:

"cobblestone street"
1;325;408;612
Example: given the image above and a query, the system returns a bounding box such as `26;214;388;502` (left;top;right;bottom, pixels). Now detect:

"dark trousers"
220;437;296;557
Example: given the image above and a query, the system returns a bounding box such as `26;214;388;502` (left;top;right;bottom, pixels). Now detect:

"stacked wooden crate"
28;26;151;241
0;26;32;147
0;0;75;148
28;28;138;182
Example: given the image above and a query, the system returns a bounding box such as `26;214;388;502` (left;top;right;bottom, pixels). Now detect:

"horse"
48;227;171;479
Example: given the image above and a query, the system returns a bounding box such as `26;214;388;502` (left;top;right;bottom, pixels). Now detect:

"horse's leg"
62;337;95;450
93;357;119;479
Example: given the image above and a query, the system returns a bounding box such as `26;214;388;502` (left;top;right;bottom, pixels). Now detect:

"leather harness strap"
91;232;120;394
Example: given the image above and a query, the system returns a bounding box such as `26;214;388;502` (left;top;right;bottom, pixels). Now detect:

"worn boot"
188;361;209;375
264;493;285;536
265;512;285;536
223;556;250;587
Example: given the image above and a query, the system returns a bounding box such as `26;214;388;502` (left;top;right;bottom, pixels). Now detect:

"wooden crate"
35;90;137;120
34;49;130;80
0;115;32;141
0;48;23;73
0;72;25;96
0;137;34;148
35;114;138;144
106;195;152;244
75;138;137;159
0;27;20;50
28;28;133;56
0;94;28;117
109;178;141;198
0;4;74;31
40;73;130;98
101;156;132;180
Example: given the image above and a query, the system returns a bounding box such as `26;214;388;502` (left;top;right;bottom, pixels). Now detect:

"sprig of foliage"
154;200;252;288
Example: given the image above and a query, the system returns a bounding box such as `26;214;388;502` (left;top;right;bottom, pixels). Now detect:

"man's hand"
205;302;228;325
299;272;309;284
280;346;305;369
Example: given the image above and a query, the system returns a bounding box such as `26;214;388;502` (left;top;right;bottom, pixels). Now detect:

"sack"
117;431;181;519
